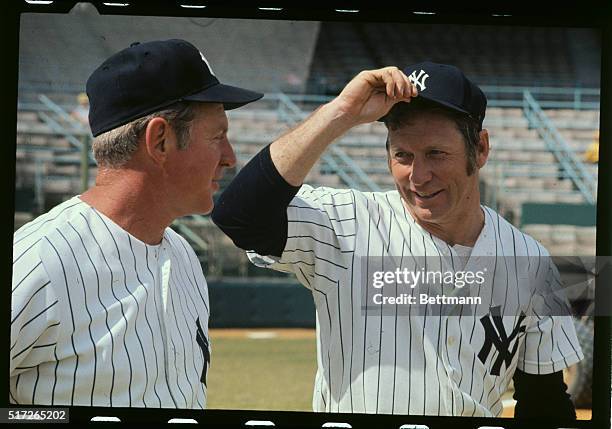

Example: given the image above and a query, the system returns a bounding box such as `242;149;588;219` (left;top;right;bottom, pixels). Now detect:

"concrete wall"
19;3;320;94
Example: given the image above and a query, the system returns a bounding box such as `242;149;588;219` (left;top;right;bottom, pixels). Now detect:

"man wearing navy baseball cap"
212;62;582;418
86;39;262;137
11;39;262;408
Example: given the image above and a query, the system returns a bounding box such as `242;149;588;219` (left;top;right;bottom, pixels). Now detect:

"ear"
385;134;395;173
387;154;393;175
144;117;175;166
476;128;490;169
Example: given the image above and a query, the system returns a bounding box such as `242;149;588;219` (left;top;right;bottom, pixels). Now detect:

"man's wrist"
322;98;360;136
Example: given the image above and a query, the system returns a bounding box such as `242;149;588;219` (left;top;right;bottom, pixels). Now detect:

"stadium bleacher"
307;23;599;94
15;91;599;258
14;15;601;271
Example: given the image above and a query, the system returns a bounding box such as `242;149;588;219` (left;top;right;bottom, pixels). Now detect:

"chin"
201;203;214;215
192;198;214;216
413;208;436;222
408;203;448;223
403;194;449;221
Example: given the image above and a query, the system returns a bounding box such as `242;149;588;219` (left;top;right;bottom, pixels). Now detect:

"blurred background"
14;3;599;417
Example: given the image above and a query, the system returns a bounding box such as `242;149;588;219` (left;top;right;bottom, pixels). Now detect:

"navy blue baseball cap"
380;61;487;130
86;39;264;137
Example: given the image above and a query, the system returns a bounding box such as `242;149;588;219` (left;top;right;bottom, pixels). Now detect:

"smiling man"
211;62;582;418
383;88;489;248
10;39;262;407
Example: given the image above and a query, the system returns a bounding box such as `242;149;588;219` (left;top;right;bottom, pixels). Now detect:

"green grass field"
206;331;317;411
205;329;592;420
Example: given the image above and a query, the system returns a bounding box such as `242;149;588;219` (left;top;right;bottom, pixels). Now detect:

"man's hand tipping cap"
332;66;418;126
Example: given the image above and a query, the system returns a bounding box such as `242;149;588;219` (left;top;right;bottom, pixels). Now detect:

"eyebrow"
389;139;457;150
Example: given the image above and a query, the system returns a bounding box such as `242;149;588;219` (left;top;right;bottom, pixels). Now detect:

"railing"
482;86;600;110
36;95;89;153
274;92;381;192
484;160;587;211
266;86;600;111
15;87;600;276
481;91;598;212
36;94;97;196
522;90;597;204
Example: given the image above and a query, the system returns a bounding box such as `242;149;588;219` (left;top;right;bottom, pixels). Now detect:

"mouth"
412;189;443;200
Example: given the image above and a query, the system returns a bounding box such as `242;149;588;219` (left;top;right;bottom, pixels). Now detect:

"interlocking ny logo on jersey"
409;69;429;91
195;318;211;386
478;306;526;376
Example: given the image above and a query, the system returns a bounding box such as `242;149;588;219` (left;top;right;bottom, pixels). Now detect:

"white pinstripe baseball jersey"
248;185;583;416
11;196;211;408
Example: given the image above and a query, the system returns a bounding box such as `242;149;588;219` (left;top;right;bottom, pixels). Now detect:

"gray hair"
383;99;482;175
92;101;199;168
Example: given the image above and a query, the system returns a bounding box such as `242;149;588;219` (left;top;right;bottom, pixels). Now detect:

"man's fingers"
392;68;413;99
386;71;395;98
395;69;418;99
378;67;417;101
358;66;416;100
391;68;404;98
405;73;418;98
336;66;420;125
382;67;399;99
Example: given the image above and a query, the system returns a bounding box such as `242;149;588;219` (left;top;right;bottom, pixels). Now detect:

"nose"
220;136;237;169
409;156;433;186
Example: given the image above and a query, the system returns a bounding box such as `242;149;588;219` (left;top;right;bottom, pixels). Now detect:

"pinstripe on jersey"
247;185;583;416
11;196;211;408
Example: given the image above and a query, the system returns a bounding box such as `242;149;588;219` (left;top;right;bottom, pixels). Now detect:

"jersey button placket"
157;244;179;407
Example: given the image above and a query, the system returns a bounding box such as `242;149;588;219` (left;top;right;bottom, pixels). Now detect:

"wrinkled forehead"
196;101;226;117
195;102;228;126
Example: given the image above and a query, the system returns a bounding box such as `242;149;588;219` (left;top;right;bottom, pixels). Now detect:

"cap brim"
377;94;471;122
183;83;263;110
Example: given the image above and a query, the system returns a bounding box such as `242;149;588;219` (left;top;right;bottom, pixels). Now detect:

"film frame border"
3;1;611;427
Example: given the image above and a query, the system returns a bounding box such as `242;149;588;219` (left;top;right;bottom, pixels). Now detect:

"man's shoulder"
164;226;208;284
297;184;400;205
164;226;200;259
13;196;88;248
482;206;550;256
296;184;354;199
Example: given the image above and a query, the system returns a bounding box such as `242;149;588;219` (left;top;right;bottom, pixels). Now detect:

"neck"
80;168;173;245
405;197;485;247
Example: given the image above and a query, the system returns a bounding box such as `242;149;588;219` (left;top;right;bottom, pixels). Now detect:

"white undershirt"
452;243;473;270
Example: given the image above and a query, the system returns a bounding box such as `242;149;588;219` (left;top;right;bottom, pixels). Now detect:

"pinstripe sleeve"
11;240;63;378
517;255;584;374
247;184;357;288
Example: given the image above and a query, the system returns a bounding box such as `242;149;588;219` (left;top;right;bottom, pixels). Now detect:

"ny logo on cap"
199;51;216;76
409;70;429;92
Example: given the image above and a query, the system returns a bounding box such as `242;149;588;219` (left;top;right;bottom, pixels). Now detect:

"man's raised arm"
211;67;416;256
270;67;416;186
